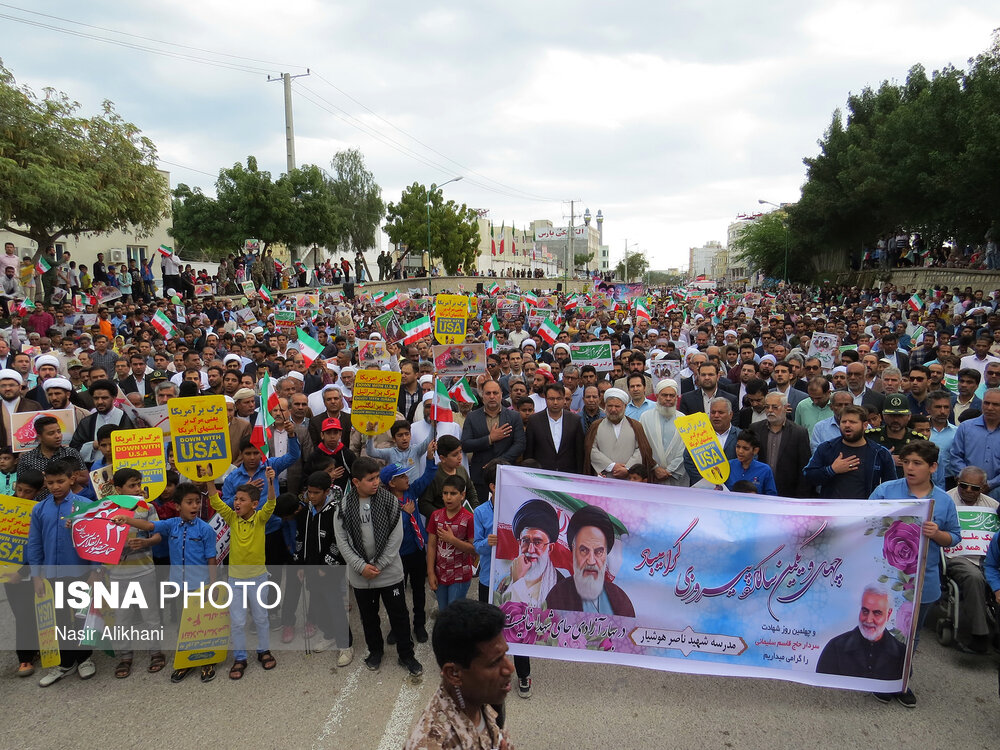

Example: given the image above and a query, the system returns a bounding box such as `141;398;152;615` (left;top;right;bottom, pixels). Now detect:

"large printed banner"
168;395;232;481
434;294;469;345
11;409;76;453
433;344;487;377
111;428;167;501
0;494;35;577
490;467;931;692
569;342;613;372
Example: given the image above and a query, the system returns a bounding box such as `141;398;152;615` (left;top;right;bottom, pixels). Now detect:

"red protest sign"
71;509;135;563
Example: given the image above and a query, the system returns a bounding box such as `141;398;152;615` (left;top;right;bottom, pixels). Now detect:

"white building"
688;240;724;278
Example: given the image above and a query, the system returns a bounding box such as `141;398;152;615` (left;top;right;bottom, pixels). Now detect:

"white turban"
655;378;679;394
604;387;629;404
520;339;536;350
286;371;305;382
0;369;22;385
43;377;72;392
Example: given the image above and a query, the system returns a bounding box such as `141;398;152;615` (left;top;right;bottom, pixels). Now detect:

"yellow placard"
0;493;35;581
173;587;230;669
434;294;469;345
34;579;61;669
167;395;232;482
352;369;403;437
675;412;730;485
111;428;167;501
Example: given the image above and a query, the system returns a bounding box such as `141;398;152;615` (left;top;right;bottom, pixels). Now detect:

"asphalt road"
1;601;997;750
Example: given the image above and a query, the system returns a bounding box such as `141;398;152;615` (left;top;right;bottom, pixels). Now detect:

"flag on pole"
296;328;324;366
294;260;307;274
35;256;52;275
150;309;177;339
486;281;500;296
448;378;477;404
250;371;276;458
499;221;505;255
401;315;432;345
384;291;401;310
537;316;561;345
431;379;455;422
490;223;496;256
483;314;500;337
564;295;579;312
907;294;924;312
156;244;174;258
524;291;539;307
258;285;274;304
512;227;517;256
633;298;651;321
485;334;499;356
17;298;35;315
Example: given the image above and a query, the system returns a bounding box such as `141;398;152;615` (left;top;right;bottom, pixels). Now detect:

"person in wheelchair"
945;466;999;653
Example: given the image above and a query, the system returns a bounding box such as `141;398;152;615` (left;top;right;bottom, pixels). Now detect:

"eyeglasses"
518;536;551;550
957;482;982;492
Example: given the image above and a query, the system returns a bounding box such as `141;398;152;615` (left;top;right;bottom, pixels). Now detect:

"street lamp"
427;176;463;274
623;239;640;283
758;198;788;285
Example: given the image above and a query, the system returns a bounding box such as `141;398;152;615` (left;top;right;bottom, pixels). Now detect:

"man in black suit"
308;385;353;449
119;354;154;401
679;362;738;416
524;382;585;475
749;392;811;498
679;352;707;394
69;378;134;464
845;361;885;412
879;333;909;373
461;379;526;501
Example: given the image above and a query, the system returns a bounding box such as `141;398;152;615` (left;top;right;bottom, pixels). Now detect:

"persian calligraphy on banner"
10;409;76;453
675;412;730;485
275;310;296;329
434;294;469;345
174;590;230;669
240;280;256;299
352;370;402;437
208;512;230;566
490;466;931;693
358;339;390;371
569;343;613;372
944;507;1000;557
111;428;167;501
0;494;35;578
71;509;134;564
433;344;487;377
808;332;840;371
168;395;232;481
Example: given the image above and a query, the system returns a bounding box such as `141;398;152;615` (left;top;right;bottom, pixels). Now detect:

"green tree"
169;184;228;259
277;164;344;252
731;212;801;281
384;182;480;275
614;253;649;282
574;252;595;269
0;62;168;259
330;148;384;254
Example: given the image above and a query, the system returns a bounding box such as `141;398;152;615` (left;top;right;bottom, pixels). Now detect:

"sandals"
114;660;133;679
147;653;166;673
229;660;247;680
200;664;216;683
17;661;34;677
170;667;191;683
258;650;276;670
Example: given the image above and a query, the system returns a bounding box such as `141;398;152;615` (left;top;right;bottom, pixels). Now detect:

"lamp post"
427;176;463;274
623;239;640;283
758;199;788;285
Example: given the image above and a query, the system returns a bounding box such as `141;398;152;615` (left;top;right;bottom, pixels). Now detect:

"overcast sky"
1;1;996;270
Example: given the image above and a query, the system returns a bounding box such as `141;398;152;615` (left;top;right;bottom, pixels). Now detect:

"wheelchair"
935;549;999;652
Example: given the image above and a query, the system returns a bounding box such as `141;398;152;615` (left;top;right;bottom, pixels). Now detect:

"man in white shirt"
960;336;1000;377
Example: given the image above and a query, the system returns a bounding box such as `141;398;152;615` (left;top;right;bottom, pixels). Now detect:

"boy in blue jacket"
381;440;436;643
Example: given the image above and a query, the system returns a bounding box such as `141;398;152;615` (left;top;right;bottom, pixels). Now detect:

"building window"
127;245;148;266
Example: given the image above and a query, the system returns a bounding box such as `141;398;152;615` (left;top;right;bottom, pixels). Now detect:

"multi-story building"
688;240;724;278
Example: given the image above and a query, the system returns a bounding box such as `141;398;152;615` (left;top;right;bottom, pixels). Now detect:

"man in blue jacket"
804;405;896;498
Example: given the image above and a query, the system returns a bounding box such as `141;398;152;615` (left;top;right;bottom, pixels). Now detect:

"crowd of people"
7;269;1000;745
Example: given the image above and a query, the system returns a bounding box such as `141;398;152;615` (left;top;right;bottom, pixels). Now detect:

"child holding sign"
209;466;278;679
108;468;165;678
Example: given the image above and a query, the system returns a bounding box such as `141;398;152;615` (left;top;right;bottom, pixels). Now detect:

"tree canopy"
384;182;480;275
730;212;801;282
614;252;649;282
783;33;1000;275
0;62;169;258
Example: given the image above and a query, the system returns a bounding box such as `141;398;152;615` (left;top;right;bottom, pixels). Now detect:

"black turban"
511;499;559;543
566;504;615;552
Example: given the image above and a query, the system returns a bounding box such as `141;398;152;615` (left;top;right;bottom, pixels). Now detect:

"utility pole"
624;238;629;283
268;70;310;261
567;200;574;289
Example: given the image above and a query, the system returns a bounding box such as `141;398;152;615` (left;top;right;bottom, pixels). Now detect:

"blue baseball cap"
379;463;408;484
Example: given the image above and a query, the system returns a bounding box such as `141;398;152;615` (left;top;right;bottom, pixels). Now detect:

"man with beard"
495;499;564;607
68;379;134;464
580;384;605;435
545;505;635;616
803;405;896;498
750;392;811;498
640;379;688;486
0;369;40;450
585;388;653;478
816;585;906;680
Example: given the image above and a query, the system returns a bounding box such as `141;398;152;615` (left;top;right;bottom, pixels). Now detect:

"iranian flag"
512;228;517;256
490;223;496;256
564;295;578;311
402;315;432;345
258;285;274;303
17;298;35;315
251;370;276;458
664;301;677;313
448;377;477;404
372;291;387;304
483;314;500;336
431;379;455;422
384;291;401;310
296;328;324;366
294;261;307;274
150;309;177;339
537;316;560;345
499;221;505;255
716;301;728;318
485;335;499;356
908;294;924;312
634;298;651;321
35;256;52;275
157;244;174;258
486;281;500;296
524;291;539;307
